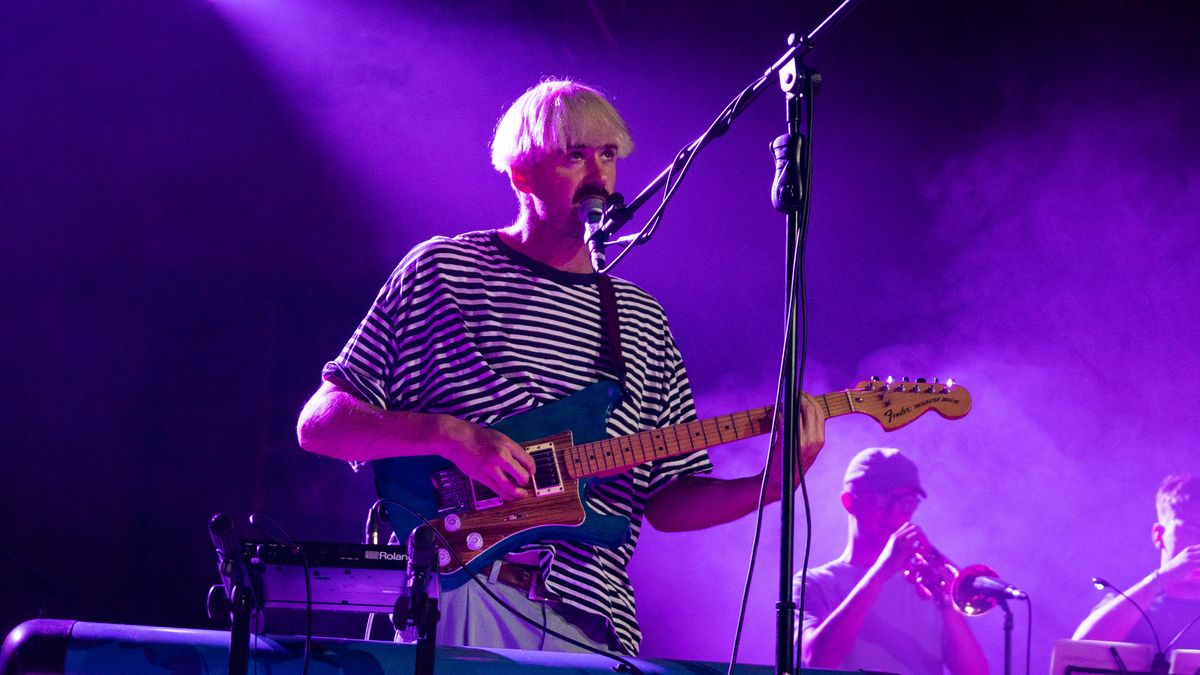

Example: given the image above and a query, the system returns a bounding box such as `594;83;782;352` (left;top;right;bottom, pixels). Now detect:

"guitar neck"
565;390;855;479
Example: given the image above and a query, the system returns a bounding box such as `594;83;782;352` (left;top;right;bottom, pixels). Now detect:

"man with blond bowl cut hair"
298;79;827;655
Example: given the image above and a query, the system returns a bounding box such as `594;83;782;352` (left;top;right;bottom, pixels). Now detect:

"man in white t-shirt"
794;447;987;674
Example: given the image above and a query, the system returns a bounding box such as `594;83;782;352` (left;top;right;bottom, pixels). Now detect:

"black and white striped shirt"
324;230;712;654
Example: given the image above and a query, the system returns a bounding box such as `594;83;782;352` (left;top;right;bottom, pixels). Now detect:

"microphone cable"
1025;595;1033;675
248;513;311;675
727;54;818;675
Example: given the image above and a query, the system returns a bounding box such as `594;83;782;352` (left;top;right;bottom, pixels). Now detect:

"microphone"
209;512;252;601
960;573;1028;600
395;524;440;640
580;194;608;269
578;195;605;228
1092;576;1167;672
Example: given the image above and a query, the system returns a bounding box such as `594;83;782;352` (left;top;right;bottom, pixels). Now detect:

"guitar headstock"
849;376;972;431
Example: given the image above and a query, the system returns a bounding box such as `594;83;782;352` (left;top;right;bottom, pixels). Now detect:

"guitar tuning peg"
916;377;926;383
871;375;881;381
885;375;894;385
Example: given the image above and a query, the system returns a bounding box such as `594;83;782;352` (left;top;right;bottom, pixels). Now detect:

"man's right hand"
437;415;537;501
872;522;930;579
1158;544;1200;593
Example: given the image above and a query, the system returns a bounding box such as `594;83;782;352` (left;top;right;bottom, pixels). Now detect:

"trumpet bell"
950;563;1001;616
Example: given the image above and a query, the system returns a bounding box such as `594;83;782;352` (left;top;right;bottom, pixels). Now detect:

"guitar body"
372;380;628;589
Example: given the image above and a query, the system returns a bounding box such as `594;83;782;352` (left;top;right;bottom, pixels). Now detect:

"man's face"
848;485;923;540
518;143;618;227
1155;501;1200;560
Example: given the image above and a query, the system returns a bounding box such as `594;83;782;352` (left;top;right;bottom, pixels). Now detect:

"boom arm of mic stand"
590;0;866;252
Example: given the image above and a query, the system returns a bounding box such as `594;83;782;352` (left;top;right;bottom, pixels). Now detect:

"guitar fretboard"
563;390;854;479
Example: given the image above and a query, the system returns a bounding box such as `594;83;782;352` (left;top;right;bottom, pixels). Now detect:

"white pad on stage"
1050;638;1152;674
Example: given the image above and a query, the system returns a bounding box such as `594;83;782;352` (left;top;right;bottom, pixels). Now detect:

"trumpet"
903;544;1004;616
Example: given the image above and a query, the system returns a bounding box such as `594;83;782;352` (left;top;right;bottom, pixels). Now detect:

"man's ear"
1152;521;1166;550
510;166;534;195
840;491;855;514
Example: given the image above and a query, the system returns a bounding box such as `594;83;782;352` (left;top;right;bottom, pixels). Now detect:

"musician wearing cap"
1073;473;1200;649
793;447;988;674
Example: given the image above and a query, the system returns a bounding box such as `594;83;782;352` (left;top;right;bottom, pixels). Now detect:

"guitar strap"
595;273;628;390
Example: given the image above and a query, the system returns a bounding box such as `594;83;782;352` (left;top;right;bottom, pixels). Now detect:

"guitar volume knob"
444;514;462;532
466;532;484;551
437;548;451;568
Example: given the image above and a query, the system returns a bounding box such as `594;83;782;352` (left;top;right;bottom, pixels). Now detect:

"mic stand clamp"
586;193;629;271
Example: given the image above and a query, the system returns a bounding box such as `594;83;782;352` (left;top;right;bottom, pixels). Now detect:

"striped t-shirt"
323;229;713;654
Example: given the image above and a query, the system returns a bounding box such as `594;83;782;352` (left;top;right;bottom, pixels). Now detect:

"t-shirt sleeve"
323;243;442;409
645;328;714;492
795;569;834;635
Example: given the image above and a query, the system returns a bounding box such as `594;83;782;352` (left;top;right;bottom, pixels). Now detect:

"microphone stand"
579;4;868;673
393;524;440;675
208;513;262;675
999;598;1013;675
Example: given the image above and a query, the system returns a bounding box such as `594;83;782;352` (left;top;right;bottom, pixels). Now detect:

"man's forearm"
801;572;887;667
1072;573;1158;641
643;474;774;532
297;381;445;462
942;607;989;675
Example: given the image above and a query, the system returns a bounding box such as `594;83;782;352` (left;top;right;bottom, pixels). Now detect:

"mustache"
573;185;609;201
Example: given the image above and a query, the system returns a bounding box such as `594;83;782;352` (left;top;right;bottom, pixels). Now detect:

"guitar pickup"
469;441;563;510
471;481;503;511
527;441;564;497
433;469;471;512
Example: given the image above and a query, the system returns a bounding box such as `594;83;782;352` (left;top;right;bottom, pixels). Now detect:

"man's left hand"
764;392;827;501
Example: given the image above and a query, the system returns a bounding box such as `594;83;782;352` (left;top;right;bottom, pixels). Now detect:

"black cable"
248;514;311;675
726;379;786;675
598;85;757;275
376;498;645;675
792;60;817;675
727;58;818;675
1166;608;1200;652
1024;596;1032;675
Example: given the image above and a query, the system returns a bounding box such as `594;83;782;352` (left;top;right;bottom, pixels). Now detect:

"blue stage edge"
1;619;865;674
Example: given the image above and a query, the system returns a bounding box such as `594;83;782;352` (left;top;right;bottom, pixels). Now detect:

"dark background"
3;1;1198;669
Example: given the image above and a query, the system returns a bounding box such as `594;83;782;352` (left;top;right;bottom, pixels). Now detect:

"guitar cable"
376;498;646;675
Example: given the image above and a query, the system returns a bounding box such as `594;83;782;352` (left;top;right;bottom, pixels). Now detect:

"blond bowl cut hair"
490;79;634;175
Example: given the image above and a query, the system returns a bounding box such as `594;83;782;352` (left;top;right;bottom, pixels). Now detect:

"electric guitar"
373;376;970;588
